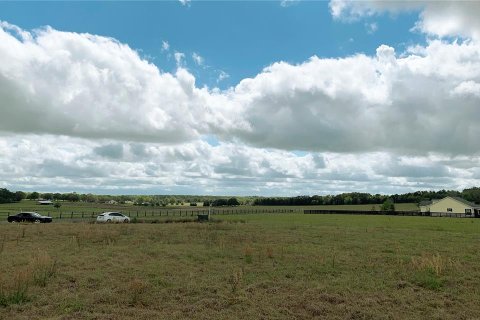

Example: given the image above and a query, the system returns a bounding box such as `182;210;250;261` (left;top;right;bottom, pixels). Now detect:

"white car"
96;212;130;223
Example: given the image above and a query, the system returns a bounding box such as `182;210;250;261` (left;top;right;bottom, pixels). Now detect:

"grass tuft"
0;235;5;255
229;269;243;293
243;245;253;264
411;253;453;290
411;253;452;276
30;250;57;287
0;270;30;307
266;246;274;259
128;278;149;305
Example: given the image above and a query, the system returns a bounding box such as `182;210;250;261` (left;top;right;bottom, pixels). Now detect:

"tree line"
252;188;480;206
0;189;244;206
2;187;480;206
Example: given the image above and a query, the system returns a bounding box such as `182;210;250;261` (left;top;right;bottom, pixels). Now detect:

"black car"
7;212;53;223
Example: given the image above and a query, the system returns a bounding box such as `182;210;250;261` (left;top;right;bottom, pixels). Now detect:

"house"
37;200;53;205
419;196;480;216
105;200;118;205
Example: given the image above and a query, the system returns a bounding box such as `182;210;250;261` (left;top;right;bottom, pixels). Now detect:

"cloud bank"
0;22;244;144
2;21;480;154
1;1;480;194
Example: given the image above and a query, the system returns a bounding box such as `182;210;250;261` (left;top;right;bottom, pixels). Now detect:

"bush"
381;199;395;212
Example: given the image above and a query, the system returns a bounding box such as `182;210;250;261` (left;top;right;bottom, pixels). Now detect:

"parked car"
8;212;53;223
96;212;130;223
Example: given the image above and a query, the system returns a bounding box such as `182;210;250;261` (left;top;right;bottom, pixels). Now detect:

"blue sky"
1;1;480;195
0;1;423;88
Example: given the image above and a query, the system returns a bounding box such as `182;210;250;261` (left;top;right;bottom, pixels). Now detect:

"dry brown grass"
30;250;57;287
411;253;454;276
0;215;479;319
228;268;243;293
127;278;150;306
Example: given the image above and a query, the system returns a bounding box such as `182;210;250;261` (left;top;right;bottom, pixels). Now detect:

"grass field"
1;214;479;319
0;200;420;220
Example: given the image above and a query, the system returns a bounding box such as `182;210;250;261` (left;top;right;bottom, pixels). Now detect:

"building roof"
451;196;480;208
419;200;432;207
419;196;480;208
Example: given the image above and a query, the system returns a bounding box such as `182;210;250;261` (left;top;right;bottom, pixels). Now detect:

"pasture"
1;213;479;319
0;200;420;220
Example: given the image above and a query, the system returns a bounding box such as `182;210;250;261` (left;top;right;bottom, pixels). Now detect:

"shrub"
381;199;395;212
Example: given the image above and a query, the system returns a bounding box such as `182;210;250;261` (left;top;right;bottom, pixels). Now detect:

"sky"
1;0;480;196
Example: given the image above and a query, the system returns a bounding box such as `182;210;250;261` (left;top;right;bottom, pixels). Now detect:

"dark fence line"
0;208;298;219
304;209;478;218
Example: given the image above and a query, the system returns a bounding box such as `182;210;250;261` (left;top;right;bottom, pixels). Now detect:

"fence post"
71;212;73;219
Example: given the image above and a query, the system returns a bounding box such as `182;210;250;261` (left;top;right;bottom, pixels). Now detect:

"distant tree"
227;198;240;206
0;188;16;203
54;202;61;209
66;193;80;202
462;187;480;204
81;193;97;203
344;196;353;205
381;199;395;212
14;191;26;202
28;192;40;200
42;193;53;200
212;199;228;207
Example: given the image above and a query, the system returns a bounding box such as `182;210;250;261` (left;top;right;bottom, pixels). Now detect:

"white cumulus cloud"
0;23;250;143
329;0;480;40
222;40;480;154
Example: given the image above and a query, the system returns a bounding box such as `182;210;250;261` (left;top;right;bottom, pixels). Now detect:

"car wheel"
34;219;41;223
124;219;129;223
106;219;112;223
9;220;16;223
